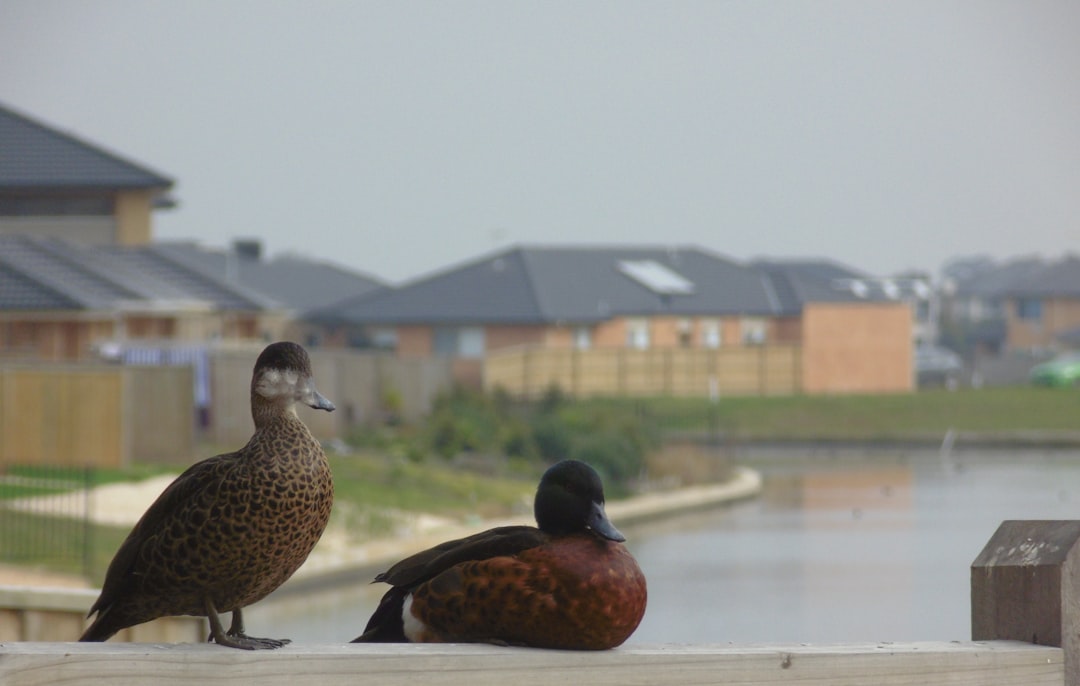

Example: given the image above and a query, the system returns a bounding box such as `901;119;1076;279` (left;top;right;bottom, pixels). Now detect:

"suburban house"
313;245;914;395
0;103;386;361
1000;255;1080;352
940;256;1046;356
0;234;285;360
0;102;175;246
940;255;1080;356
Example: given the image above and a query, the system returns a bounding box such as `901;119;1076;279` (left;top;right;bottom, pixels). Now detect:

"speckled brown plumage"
353;460;647;650
80;341;335;649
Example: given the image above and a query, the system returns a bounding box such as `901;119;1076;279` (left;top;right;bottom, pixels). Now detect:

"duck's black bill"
588;501;626;542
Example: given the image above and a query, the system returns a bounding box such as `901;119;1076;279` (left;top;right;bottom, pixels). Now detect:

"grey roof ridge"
3;235;139;308
515;247;553;321
0;100;175;189
272;251;388;287
145;243;285;310
758;271;782;314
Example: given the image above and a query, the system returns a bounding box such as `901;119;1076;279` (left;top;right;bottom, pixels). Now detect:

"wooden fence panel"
576;350;621;397
483;346;802;399
125;366;194;464
207;349;456;445
0;369;124;468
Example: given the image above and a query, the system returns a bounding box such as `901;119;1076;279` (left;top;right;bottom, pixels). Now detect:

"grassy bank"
0;454;539;585
627;387;1080;441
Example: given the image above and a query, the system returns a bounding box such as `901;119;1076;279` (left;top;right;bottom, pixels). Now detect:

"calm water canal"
249;447;1080;644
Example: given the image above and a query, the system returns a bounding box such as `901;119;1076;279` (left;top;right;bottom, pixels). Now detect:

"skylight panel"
617;260;695;295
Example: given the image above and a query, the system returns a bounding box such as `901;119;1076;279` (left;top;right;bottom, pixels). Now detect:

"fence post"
972;520;1080;686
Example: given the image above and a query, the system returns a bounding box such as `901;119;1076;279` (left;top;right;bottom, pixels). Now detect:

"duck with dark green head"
80;341;336;649
352;459;647;649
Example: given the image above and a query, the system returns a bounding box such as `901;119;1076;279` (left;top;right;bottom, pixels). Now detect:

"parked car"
1029;353;1080;387
915;344;964;389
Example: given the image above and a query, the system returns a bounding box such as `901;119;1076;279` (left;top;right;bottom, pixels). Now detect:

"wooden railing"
0;520;1077;685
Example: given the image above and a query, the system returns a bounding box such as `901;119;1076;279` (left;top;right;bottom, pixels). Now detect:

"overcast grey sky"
2;1;1078;283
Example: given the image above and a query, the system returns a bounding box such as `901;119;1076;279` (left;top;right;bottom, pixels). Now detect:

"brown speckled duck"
352;459;647;650
80;341;335;649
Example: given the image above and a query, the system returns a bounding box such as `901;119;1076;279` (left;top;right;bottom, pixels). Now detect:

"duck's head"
251;341;336;415
534;459;625;542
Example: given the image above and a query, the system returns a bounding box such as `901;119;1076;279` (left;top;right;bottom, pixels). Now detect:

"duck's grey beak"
304;381;336;412
587;500;625;542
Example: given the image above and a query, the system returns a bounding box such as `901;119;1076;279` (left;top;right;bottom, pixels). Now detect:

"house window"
626;319;650;350
433;326;486;358
677;319;692;348
741;318;767;345
371;328;398;350
915;300;931;323
700;319;722;349
1016;298;1042;321
458;327;485;358
573;326;592;350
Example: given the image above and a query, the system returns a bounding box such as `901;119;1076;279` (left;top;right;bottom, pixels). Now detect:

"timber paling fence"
0;519;1077;685
0;464;94;578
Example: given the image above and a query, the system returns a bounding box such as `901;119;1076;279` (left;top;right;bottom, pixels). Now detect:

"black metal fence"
0;465;94;579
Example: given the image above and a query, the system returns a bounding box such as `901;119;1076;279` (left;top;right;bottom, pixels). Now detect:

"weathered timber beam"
0;641;1062;686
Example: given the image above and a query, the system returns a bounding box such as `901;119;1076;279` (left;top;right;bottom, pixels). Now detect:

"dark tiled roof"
950;257;1047;298
1004;256;1080;298
318;245;883;326
152;242;386;313
0;257;82;310
0;235;139;309
0;102;174;191
97;244;275;311
751;259;873;315
0;235;273;313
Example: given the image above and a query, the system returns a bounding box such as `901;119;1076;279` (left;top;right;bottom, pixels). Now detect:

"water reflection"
248;448;1080;645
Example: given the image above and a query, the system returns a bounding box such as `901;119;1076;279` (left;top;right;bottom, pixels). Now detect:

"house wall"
592;319;627;347
0;317;115;362
0;216;116;245
770;316;803;344
544;326;576;349
485;325;547;351
0;311;284;363
396;325;433;357
650;317;683;347
113;190;154;245
0;189;155;246
590;316;748;349
801;302;913;393
723;318;743;345
1006;296;1080;350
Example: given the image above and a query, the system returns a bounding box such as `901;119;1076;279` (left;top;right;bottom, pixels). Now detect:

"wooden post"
972;519;1080;686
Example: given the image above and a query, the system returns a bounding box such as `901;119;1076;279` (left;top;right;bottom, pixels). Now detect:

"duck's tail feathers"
79;607;119;642
351;586;408;643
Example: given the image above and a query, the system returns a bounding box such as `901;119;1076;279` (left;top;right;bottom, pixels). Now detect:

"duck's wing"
87;452;238;618
354;525;547;642
376;525;547;588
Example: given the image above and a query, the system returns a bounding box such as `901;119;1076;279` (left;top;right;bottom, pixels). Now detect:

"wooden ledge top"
0;641;1063;686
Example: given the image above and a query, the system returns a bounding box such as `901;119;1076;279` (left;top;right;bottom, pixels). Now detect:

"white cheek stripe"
401;594;426;642
255;368;299;400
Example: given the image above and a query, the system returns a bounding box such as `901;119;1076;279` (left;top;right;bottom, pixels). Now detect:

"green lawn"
627;387;1080;440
